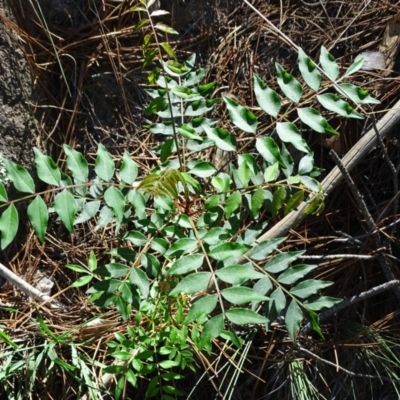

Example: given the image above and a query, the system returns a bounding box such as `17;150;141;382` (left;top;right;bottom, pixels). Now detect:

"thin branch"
301;280;400;335
0;262;62;308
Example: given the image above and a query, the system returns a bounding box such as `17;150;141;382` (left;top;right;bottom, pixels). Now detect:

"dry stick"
0;262;62;308
329;149;400;302
368;105;399;234
304;279;400;334
254;99;400;243
297;344;394;382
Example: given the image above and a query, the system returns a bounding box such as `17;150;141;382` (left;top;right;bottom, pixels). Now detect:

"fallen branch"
0;262;62;308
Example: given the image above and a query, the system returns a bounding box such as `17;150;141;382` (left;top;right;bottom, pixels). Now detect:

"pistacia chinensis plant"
0;2;380;398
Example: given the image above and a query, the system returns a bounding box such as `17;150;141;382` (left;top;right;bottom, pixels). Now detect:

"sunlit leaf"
27;196;48;243
33;148;61;185
275;63;302;103
223;96;258;134
226;308;268;325
54;190;77;233
169;272;211;296
0;204;18;249
253;74;281;117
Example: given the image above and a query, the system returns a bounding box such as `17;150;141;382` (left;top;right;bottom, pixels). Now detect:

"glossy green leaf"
276;122;311;154
54;190;77;233
183;68;208;87
284;191;304;216
169;272;211;296
5;159;35;193
184;295;217;324
265;287;286;329
94;263;129;278
297;107;338;135
298;48;321;91
33;148;61;186
265;250;305;273
344;57;365;77
320;46;339;81
285;300;303;342
177;124;203;141
168;254;204;275
251;187;265;218
171;86;202;101
216;264;265;284
202;228;230;245
123;231;147;246
104;187;125;224
225;191;241;218
256;136;286;167
226;308;268;325
211;173;230;193
95;144;115;181
160;41;176;60
65;264;89;273
165;238;198;257
107;247;137;262
249;237;286;261
200;314;224;342
299;175;320;193
208;242;249;261
337;83;380;105
317;93;363;119
304;308;324;339
130;268;150;298
71;275;93;288
116;297;129;321
298;154;314;175
155;23;178;35
120;151;138;184
27;195;48;243
222;287;269;305
253;74;281;117
188;160;216;178
184;99;218;117
263;162;280;183
252;277;273;310
290;279;333;299
304;296;342;311
223;96;258;134
88;250;97;271
74;200;101;225
275;63;302;103
197;81;218;96
203;126;236;151
0;182;7;202
0;204;18;249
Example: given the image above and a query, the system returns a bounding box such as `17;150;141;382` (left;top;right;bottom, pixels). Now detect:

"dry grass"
1;0;400;398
